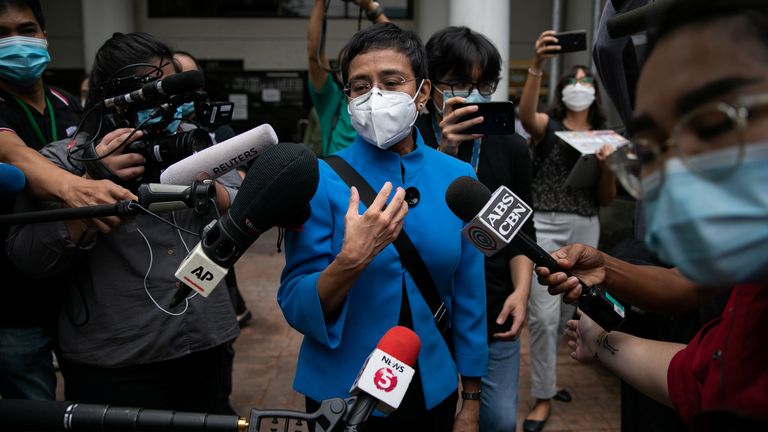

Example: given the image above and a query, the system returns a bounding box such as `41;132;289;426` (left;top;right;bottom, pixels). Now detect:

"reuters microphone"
171;143;318;306
345;326;420;428
160;124;278;185
446;176;625;331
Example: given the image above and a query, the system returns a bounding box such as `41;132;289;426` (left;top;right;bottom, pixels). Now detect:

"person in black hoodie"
416;25;535;432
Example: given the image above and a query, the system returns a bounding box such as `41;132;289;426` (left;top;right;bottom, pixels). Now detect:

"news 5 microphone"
171;143;319;307
446;176;625;331
160;124;278;185
103;70;204;109
345;326;421;429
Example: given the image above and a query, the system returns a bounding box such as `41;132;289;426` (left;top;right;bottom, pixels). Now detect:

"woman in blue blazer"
279;23;488;431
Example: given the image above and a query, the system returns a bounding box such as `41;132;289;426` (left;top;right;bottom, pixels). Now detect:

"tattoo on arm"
595;331;619;360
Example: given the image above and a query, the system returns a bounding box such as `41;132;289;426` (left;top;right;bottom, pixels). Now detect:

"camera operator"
7;32;240;414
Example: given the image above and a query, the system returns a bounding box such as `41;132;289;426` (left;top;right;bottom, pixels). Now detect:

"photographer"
416;26;535;432
7;32;240;413
517;29;616;431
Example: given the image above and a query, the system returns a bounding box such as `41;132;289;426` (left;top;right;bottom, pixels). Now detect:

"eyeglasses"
344;74;419;97
435;79;499;97
564;76;594;86
608;92;768;199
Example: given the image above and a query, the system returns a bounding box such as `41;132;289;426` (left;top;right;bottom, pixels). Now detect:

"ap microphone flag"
349;326;420;414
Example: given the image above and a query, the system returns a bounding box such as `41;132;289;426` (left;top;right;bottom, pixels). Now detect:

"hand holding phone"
454;102;516;135
545;30;587;54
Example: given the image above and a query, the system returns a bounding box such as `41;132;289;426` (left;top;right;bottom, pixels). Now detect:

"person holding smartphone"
415;26;536;431
517;30;616;432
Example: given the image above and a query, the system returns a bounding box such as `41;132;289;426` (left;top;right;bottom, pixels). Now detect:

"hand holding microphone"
445;176;625;331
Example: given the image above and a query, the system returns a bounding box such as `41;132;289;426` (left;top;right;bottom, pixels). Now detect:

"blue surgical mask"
434;88;491;115
137;105;183;134
180;101;195;118
642;141;768;287
0;36;50;86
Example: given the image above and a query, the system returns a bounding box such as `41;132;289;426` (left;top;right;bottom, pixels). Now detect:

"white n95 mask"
348;81;423;150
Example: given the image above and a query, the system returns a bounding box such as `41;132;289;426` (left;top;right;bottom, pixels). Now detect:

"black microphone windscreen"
231;143;319;235
161;70;204;95
445;176;492;222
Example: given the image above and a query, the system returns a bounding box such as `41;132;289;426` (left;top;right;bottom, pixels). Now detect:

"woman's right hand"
532;30;561;71
94;128;146;181
438;96;484;155
337;182;409;268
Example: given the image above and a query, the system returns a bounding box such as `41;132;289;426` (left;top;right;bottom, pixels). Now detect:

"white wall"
42;0;601;78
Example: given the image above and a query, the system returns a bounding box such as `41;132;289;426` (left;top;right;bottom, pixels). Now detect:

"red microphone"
345;326;421;428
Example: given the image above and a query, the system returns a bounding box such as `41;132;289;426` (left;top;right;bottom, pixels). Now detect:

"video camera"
73;67;235;190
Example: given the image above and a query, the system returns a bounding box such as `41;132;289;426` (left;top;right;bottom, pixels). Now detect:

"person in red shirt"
536;0;768;429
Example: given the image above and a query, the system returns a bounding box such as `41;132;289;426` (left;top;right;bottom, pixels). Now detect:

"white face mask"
561;83;595;112
348;80;423;150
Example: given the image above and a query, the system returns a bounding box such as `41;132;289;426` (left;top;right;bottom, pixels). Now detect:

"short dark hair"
648;0;768;60
425;26;501;84
174;50;201;71
547;65;607;129
340;22;427;86
0;0;45;30
87;32;174;106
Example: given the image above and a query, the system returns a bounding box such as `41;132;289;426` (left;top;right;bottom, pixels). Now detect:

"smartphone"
454;101;516;135
546;30;587;53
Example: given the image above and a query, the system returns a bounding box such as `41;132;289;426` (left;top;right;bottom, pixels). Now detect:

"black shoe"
553;389;572;403
522;417;549;432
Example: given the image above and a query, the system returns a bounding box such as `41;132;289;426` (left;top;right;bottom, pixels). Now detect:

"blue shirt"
278;131;488;409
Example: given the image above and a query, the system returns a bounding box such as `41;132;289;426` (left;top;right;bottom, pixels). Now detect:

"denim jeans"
480;338;521;432
0;326;56;399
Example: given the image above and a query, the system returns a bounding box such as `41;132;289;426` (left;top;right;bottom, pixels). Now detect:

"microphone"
0;399;240;432
0;163;25;198
445;176;625;331
345;326;421;429
0;182;215;225
159;124;279;185
606;0;673;39
171;143;319;306
103;70;204;109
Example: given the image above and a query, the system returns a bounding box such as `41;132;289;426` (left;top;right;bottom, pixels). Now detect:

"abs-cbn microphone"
446;176;625;331
345;326;421;429
103;70;204;109
170;143;319;307
0;163;25;199
160;124;278;185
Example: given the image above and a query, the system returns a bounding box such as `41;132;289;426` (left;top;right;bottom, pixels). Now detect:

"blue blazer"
278;131;488;409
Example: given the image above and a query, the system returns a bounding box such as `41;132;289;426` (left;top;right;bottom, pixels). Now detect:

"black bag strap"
324;155;448;329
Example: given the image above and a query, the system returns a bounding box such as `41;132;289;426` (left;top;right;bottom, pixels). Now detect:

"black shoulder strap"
324;155;447;329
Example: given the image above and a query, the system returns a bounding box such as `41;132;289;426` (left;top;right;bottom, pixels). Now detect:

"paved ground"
55;229;621;430
229;230;621;431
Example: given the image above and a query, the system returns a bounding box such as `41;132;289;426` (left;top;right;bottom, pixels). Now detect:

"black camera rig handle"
0;181;216;226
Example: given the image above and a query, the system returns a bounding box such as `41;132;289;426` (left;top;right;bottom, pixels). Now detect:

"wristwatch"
366;2;383;21
461;390;482;401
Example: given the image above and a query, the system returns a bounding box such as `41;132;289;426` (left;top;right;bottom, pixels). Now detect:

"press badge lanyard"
13;95;58;146
432;115;481;173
